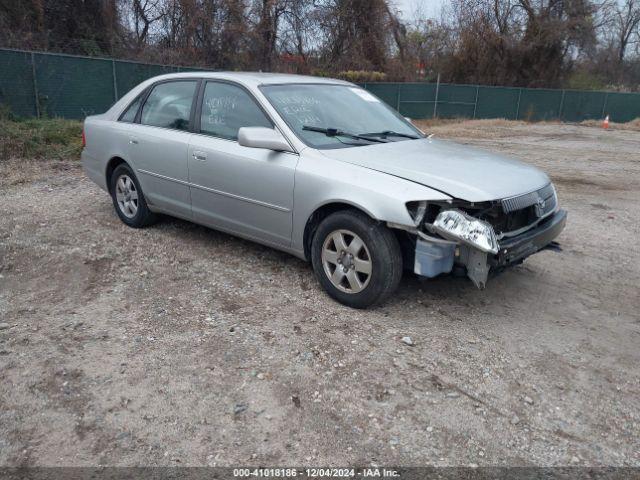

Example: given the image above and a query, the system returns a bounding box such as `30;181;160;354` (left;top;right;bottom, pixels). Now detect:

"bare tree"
118;0;167;49
437;0;598;87
2;0;639;88
316;0;398;72
606;0;640;63
249;0;285;70
278;0;318;71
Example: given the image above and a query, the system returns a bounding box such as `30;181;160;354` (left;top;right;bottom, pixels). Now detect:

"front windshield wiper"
359;130;420;140
302;126;387;143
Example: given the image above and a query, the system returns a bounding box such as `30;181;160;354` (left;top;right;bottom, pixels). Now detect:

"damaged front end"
393;184;568;289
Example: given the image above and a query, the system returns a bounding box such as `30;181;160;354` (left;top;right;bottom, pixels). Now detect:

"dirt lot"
1;120;639;467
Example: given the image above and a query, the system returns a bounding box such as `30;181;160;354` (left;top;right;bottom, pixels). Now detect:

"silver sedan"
82;72;566;308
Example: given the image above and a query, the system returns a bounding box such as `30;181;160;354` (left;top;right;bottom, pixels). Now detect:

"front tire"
110;164;157;228
311;210;403;309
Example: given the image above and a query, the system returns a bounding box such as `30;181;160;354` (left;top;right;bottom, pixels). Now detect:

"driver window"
200;82;272;140
140;81;197;131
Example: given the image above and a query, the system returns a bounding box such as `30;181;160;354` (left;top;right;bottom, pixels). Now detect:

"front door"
188;81;298;247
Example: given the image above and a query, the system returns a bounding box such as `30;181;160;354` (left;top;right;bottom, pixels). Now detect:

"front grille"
444;184;558;237
502;183;556;218
470;183;558;235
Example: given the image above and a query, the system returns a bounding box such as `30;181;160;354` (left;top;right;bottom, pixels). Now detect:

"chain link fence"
2;47;640;122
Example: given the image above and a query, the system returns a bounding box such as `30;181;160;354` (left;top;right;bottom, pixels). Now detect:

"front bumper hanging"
413;209;568;288
491;209;567;268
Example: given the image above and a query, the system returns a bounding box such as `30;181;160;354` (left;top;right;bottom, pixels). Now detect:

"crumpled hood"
320;138;550;202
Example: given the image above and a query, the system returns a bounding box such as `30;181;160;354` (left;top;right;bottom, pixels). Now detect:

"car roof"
144;71;353;88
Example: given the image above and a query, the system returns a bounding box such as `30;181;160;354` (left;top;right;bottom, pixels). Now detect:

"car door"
188;81;298;247
127;79;199;219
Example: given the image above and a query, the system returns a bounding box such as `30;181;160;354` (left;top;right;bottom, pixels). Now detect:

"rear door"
188;81;298;247
127;79;199;218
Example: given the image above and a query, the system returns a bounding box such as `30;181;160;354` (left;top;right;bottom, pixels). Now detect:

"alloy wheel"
115;174;139;218
321;229;372;294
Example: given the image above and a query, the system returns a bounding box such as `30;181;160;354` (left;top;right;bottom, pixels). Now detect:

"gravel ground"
1;121;639;467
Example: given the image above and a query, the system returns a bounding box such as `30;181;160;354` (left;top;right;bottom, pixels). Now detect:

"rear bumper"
491;209;568;267
81;149;108;192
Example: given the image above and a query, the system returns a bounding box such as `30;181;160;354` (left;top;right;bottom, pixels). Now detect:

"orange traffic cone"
603;115;610;129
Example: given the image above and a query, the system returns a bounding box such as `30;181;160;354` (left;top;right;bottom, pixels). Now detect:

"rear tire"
311;210;403;309
110;164;157;228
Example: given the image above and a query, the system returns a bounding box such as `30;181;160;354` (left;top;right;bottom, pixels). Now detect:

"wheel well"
105;157;127;193
303;203;372;260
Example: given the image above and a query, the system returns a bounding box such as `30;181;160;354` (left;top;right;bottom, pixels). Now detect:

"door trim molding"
138;169;190;186
138;168;291;213
189;182;291;212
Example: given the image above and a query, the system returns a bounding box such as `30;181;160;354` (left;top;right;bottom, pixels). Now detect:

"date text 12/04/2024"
232;468;401;478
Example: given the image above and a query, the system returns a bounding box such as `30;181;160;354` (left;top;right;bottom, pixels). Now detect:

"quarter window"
120;94;143;123
140;81;197;131
200;82;272;140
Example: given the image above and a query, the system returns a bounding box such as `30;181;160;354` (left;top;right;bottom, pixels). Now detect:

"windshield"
260;84;423;149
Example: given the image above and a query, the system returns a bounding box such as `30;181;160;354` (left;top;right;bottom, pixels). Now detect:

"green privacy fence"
0;48;206;119
2;47;640;122
361;82;640;123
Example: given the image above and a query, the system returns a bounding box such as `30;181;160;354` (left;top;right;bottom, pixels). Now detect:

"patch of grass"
412;118;533;138
580;118;640;131
414;117;640;134
412;118;544;129
0;115;83;160
411;118;463;130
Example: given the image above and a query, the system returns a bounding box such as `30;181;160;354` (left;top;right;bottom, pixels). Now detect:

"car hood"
319;138;550;202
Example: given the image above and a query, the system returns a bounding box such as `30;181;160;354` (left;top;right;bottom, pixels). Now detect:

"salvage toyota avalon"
82;72;567;308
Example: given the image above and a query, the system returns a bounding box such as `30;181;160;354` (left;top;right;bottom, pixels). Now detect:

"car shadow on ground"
142;209;546;313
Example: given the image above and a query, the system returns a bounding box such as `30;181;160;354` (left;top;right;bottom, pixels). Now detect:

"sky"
393;0;447;21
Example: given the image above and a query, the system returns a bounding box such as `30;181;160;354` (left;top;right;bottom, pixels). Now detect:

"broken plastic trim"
405;200;428;226
388;221;490;289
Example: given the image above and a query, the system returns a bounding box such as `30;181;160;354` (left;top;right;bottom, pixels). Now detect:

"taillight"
82;129;86;148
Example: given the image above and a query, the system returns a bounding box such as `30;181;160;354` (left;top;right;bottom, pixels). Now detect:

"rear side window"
200;82;272;140
140;81;197;131
119;94;143;123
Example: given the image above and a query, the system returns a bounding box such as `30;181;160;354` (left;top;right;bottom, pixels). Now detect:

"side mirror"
238;127;293;153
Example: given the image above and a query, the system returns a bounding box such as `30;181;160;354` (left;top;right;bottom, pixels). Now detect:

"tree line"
1;0;639;90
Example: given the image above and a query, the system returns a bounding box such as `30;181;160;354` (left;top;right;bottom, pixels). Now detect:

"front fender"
291;150;452;256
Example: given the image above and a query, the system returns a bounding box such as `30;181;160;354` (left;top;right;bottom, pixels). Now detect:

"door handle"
192;151;207;161
129;138;138;145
